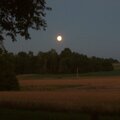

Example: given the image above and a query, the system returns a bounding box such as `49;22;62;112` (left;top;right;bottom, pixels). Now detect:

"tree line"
5;48;118;75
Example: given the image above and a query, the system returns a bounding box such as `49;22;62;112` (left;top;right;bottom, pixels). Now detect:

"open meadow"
1;73;120;119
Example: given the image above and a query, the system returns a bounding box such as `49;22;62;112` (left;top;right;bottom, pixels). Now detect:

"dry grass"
1;76;120;113
0;91;120;112
19;76;120;91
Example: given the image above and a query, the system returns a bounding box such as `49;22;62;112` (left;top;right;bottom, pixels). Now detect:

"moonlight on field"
57;35;62;42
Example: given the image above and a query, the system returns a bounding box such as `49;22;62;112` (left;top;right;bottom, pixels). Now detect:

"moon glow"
57;35;62;42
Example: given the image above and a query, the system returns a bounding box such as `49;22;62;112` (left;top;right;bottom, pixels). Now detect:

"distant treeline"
1;48;119;74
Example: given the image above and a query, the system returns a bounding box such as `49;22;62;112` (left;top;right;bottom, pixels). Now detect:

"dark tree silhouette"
12;48;114;74
0;0;51;43
0;49;19;90
0;0;51;90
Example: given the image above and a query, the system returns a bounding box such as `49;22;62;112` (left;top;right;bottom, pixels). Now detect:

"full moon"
57;35;62;42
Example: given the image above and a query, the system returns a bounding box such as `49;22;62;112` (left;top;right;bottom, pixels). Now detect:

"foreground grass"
0;109;90;120
1;108;120;120
1;91;120;112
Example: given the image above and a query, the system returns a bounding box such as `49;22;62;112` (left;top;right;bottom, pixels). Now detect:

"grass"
17;70;120;80
20;84;83;91
1;90;120;112
79;70;120;77
1;72;120;120
0;108;90;120
17;74;76;80
19;75;120;91
1;108;120;120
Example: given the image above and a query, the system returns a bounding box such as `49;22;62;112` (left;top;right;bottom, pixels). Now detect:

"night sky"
5;0;120;60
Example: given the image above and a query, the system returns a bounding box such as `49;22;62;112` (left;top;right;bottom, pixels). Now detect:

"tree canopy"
0;0;51;42
9;48;117;74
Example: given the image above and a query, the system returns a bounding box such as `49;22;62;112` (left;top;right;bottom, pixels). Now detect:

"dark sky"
5;0;120;60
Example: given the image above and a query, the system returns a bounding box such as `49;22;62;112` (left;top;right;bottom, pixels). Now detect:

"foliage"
0;49;19;90
9;48;116;74
0;0;51;41
0;0;51;90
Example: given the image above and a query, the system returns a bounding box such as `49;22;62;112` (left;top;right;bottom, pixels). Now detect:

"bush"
0;74;19;91
0;50;19;91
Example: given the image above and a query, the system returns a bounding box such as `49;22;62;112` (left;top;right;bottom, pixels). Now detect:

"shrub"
0;50;19;91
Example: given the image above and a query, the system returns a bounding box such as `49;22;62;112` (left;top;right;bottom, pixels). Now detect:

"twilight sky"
5;0;120;60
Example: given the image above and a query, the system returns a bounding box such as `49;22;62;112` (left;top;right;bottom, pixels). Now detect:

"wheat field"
0;76;120;113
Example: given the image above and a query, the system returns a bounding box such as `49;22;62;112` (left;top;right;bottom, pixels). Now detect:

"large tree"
0;0;51;44
0;0;50;90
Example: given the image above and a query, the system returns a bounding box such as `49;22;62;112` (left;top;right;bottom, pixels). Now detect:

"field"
1;73;120;119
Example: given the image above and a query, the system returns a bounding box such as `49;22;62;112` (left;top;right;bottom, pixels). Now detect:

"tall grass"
0;91;120;112
1;76;120;119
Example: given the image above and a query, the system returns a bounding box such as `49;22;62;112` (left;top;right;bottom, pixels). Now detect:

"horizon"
4;47;119;61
